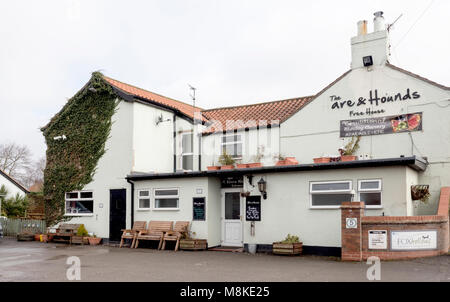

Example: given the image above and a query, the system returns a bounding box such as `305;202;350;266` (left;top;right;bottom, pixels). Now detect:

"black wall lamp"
257;177;267;199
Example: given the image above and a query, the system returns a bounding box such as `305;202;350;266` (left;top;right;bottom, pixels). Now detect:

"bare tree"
0;142;32;177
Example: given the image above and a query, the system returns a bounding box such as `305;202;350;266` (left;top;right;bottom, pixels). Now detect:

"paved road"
0;238;448;282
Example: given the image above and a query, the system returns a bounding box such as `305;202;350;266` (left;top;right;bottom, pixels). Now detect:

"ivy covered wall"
41;72;118;226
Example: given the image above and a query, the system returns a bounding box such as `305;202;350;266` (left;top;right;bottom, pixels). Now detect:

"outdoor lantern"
257;177;267;199
362;55;373;67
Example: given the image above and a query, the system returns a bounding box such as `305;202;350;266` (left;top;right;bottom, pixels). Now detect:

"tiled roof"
201;96;313;133
103;76;202;120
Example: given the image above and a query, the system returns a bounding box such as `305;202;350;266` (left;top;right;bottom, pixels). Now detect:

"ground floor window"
154;188;179;209
358;179;382;208
65;191;93;215
138;190;150;210
310;181;353;208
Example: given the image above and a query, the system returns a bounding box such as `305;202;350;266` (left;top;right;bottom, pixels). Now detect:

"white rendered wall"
281;65;450;214
242;166;414;247
0;173;26;199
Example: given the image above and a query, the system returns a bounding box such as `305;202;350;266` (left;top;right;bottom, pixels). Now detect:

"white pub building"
46;12;449;256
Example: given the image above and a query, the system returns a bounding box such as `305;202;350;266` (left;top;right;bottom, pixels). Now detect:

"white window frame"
310;180;353;209
153;188;179;211
358;179;382;209
181;132;194;171
137;189;151;211
64;191;94;216
221;134;243;159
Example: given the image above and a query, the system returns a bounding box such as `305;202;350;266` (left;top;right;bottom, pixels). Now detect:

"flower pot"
236;163;248;169
220;165;234;170
313;157;331;163
207;166;220;170
34;234;41;241
88;237;102;245
275;157;298;166
247;162;262;168
340;155;358;162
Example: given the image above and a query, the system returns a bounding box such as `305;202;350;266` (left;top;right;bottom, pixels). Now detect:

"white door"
222;190;243;247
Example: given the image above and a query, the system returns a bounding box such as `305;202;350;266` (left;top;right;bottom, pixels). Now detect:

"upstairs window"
65;191;94;215
358;179;382;208
310;181;353;208
181;132;193;170
154;188;179;209
221;134;242;159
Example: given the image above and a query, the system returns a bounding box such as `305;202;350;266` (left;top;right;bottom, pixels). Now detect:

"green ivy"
41;72;117;226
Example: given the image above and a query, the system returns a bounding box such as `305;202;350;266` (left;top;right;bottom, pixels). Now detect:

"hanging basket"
411;185;430;201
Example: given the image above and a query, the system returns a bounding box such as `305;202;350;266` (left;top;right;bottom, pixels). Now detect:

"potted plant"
218;151;235;170
237;146;264;168
72;224;88;245
179;231;208;251
339;136;361;162
272;234;303;255
313;156;331;163
88;234;102;245
274;154;298;166
207;165;220;170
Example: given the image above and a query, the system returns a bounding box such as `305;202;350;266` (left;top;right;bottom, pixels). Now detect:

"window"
221;134;242;158
358;179;382;208
181;132;193;170
65;191;93;215
310;181;353;208
138;190;150;210
154;188;179;209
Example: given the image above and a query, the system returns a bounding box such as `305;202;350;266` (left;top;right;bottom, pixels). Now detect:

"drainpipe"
126;178;135;228
173;113;177;172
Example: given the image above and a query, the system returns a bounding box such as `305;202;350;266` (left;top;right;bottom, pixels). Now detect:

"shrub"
77;224;88;237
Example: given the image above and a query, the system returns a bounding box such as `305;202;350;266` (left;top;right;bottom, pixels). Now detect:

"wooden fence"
0;218;46;237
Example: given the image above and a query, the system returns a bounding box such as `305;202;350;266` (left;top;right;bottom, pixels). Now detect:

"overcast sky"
0;0;448;161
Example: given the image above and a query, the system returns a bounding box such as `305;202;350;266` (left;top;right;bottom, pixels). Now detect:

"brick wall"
341;187;449;261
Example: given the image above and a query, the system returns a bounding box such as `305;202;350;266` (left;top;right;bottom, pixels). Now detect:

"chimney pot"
357;20;368;36
373;11;385;32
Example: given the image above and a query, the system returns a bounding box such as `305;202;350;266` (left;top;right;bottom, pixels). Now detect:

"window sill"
152;208;180;211
64;213;94;217
310;206;341;209
365;206;383;209
137;208;151;211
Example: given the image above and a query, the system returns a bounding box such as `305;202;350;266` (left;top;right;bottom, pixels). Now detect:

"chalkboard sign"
193;197;206;221
246;196;261;221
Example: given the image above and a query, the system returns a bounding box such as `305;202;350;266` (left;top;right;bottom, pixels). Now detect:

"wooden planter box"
340;155;358;162
272;242;303;255
71;236;85;245
313;157;331;163
275;157;298;166
179;239;208;251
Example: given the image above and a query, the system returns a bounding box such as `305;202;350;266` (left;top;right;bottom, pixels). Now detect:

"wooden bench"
119;221;147;248
135;221;173;249
162;221;190;251
52;223;81;245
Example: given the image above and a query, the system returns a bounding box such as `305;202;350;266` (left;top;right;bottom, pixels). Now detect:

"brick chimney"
351;11;390;69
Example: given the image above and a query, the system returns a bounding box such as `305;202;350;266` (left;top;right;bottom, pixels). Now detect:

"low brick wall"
341;187;449;261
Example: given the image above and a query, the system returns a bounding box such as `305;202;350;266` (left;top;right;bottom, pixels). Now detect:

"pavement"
0;238;449;282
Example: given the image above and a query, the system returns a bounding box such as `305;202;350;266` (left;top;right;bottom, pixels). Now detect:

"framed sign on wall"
245;196;261;221
193;197;205;221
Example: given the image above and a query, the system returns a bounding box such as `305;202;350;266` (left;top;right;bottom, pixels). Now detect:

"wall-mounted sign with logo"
340;112;422;137
391;230;437;250
368;230;387;249
246;196;261;221
220;176;244;188
346;218;358;229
